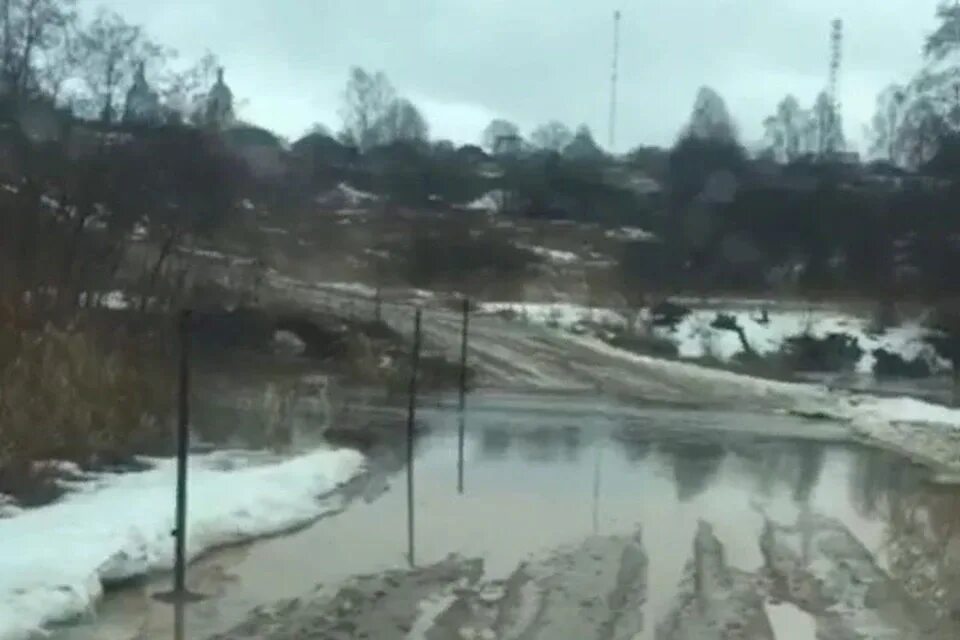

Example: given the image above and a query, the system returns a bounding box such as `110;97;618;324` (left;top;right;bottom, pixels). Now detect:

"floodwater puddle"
49;391;952;639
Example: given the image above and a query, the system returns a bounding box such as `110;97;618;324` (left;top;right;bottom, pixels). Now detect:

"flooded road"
51;392;950;639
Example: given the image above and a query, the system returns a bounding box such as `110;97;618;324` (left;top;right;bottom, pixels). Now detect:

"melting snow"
605;227;658;242
0;448;364;640
480;302;624;331
462;191;502;213
658;309;946;374
315;281;377;298
765;602;818;640
519;245;580;264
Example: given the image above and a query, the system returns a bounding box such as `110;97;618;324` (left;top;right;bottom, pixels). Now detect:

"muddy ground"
211;514;947;640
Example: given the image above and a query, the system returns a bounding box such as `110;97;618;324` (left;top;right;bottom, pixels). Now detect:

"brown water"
49;392;944;640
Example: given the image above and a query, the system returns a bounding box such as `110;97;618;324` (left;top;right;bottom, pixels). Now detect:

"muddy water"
51;392;935;640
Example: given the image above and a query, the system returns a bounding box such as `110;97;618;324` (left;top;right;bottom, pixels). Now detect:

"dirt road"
266;276;816;414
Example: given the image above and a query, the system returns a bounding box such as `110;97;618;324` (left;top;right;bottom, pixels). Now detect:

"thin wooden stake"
406;308;422;566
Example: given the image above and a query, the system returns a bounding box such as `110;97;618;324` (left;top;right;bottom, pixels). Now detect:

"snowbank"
480;302;624;332
315;281;377;298
572;331;960;473
605;227;658;242
462;191;502;213
483;300;946;375
657;308;945;374
0;447;364;640
518;245;579;265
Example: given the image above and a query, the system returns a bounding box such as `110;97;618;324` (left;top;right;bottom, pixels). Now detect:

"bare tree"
158;51;219;125
74;9;167;123
339;66;395;151
563;124;605;161
530;120;573;152
807;90;845;156
683;87;738;143
763;95;807;163
481;118;520;153
379;97;428;144
869;85;909;164
0;0;76;97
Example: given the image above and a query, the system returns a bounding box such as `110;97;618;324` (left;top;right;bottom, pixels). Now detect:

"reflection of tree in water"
480;425;512;460
664;442;726;502
736;442;824;503
792;443;825;504
850;449;918;519
560;425;582;462
883;484;960;632
479;425;583;462
518;427;563;462
612;427;652;463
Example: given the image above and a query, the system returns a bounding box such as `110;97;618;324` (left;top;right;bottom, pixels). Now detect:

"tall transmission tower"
826;18;844;155
608;9;621;152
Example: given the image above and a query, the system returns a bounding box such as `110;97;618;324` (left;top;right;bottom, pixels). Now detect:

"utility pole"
608;10;622;152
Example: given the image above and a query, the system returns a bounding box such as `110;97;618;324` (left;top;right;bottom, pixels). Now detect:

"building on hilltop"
205;67;234;130
122;62;161;126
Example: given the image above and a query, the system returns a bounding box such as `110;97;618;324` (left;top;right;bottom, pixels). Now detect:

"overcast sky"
96;0;940;153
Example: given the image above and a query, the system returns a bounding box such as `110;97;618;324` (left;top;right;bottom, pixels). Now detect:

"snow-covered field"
660;308;946;374
480;301;947;375
480;302;624;331
0;447;363;640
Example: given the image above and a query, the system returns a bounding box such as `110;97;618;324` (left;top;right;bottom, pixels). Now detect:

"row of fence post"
161;293;472;614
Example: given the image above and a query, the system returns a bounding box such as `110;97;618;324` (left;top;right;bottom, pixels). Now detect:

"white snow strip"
462;191;503;212
406;594;458;639
338;183;377;204
480;302;624;331
519;245;579;264
100;290;130;310
765;602;818;640
656;309;945;374
0;448;364;640
605;227;658;242
315;281;377;298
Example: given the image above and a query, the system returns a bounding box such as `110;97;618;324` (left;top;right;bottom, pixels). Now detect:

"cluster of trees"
0;0;225;126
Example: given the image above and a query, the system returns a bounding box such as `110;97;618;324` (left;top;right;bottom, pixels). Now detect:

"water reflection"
49;395;959;640
661;442;727;502
478;424;582;463
880;479;960;630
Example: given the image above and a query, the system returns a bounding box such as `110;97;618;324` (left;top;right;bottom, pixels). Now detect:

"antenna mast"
608;9;621;152
827;18;843;155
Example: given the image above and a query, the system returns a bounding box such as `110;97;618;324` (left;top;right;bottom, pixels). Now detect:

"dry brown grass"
0;319;174;499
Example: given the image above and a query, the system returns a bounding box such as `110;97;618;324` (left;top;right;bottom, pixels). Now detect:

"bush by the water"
780;332;862;372
872;348;931;379
650;301;691;329
607;332;680;358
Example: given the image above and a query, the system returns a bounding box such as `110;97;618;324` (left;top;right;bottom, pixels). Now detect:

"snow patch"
658;308;945;374
316;282;377;298
765;602;817;640
518;245;579;265
0;448;364;640
480;302;624;332
462;191;503;213
605;227;658;242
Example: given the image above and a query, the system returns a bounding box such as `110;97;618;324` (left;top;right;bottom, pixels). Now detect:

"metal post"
458;298;470;411
174;309;191;595
156;310;203;605
457;411;466;495
457;298;470;494
406;308;422;566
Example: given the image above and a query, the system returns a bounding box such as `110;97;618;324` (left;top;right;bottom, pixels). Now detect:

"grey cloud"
99;0;938;151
